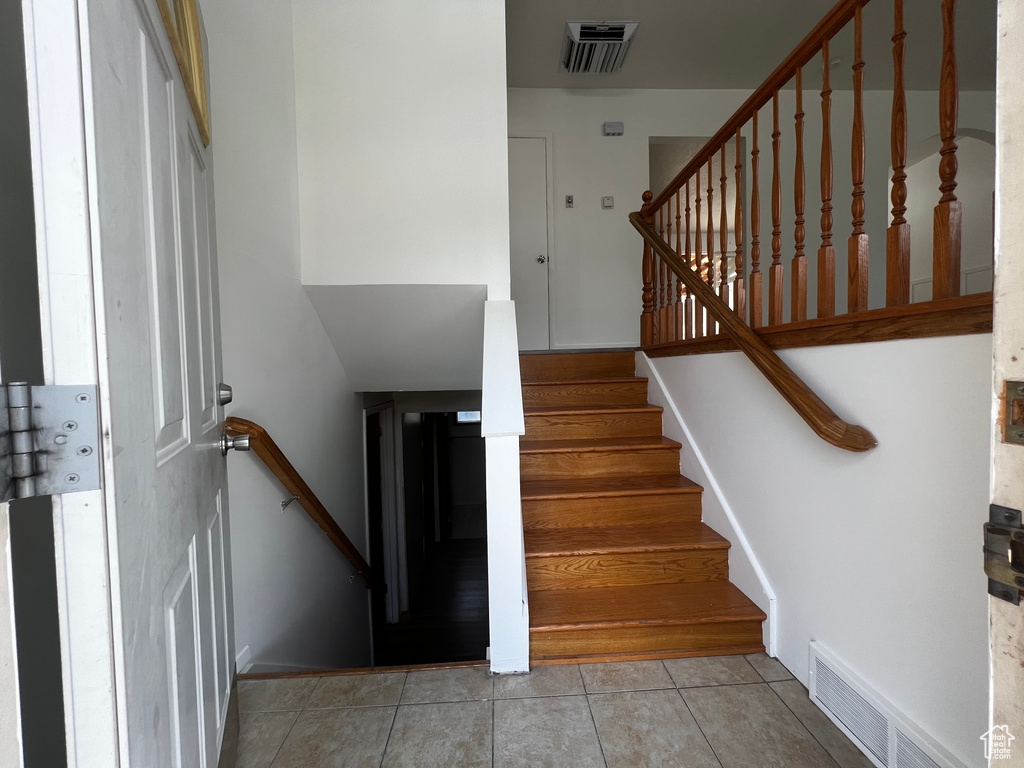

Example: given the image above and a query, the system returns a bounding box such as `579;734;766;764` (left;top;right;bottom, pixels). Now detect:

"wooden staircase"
520;350;766;664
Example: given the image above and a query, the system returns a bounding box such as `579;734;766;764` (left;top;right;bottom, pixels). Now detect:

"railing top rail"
647;0;870;214
225;416;375;588
630;212;877;452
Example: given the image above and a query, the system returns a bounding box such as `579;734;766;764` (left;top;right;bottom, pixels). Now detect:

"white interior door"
508;137;551;351
22;0;232;765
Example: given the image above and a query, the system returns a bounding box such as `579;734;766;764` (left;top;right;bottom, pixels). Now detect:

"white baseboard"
235;645;252;674
637;351;778;656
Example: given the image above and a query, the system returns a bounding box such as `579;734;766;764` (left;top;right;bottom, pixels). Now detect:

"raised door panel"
163;540;204;768
140;29;190;463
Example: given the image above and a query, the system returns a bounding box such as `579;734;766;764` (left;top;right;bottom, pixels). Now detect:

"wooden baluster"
706;158;716;334
792;67;808;321
733;127;746;321
769;92;784;326
671;192;679;339
720;146;730;305
695;168;704;338
849;5;869;314
684;180;694;339
641;191;655;345
933;0;961;299
886;0;910;306
750;111;763;328
818;39;836;318
658;208;668;342
663;204;671;339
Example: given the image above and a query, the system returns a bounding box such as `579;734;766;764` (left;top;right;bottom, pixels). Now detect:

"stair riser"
521;448;679;480
522;381;648;407
522;494;702;529
524;411;662;441
526;550;728;591
529;621;764;662
520;352;635;382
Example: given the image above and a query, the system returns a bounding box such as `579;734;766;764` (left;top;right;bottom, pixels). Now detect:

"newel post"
640;191;656;346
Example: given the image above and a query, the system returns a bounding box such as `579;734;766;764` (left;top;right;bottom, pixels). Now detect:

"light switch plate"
601;196;614;209
565;194;574;208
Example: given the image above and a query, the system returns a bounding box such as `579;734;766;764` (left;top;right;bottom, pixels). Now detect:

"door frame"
989;0;1024;750
508;132;555;349
363;403;401;625
22;0;123;764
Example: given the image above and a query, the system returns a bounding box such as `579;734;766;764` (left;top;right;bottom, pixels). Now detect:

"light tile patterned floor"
236;654;873;768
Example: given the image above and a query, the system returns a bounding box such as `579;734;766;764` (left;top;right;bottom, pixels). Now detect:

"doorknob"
536;255;548;264
218;383;233;406
220;431;250;456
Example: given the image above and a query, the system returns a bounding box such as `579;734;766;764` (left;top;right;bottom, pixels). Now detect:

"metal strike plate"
984;504;1024;604
1002;380;1024;445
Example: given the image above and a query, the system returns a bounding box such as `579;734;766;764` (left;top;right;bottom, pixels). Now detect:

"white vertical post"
481;301;529;673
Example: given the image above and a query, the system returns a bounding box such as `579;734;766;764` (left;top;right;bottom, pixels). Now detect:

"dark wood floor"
374;538;489;666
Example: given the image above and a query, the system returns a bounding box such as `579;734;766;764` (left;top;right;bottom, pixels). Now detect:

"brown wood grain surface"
629;212;877;452
643;292;991;356
225;417;374;587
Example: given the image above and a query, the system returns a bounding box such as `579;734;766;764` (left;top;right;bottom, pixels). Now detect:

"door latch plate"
984;504;1023;604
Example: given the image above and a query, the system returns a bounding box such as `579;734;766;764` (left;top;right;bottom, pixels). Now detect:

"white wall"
646;334;991;766
206;0;370;670
291;0;511;299
508;88;995;347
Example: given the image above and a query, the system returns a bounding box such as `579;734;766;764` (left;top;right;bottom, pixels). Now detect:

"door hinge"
1;382;101;502
984;504;1024;604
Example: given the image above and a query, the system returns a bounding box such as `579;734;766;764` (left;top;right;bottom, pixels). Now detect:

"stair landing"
520;350;765;664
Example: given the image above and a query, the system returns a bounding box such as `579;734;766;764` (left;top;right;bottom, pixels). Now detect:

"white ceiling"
506;0;996;92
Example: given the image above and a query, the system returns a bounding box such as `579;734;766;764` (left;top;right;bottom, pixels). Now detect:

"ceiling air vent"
559;22;639;75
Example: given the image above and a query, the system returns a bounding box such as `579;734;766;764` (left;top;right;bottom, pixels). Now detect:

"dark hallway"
367;410;489;666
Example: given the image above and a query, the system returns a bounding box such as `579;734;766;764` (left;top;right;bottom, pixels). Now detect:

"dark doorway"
367;411;488;666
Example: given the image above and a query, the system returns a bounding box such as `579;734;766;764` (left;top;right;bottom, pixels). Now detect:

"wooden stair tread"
522;474;703;500
520;436;681;453
523;376;647;386
525;523;728;558
524;404;663;416
529;582;766;630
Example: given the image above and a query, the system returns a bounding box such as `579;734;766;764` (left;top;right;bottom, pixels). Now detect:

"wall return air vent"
559;22;639;75
808;642;967;768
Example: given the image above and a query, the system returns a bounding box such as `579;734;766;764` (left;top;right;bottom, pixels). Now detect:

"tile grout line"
378;673;408;768
583;693;610;768
264;710;302;768
659;658;676;689
766;681;844;768
741;654;767;683
263;676;320;768
675;687;725;768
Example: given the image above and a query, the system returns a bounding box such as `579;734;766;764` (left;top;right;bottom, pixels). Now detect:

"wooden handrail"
648;0;868;214
630;212;877;453
225;417;374;587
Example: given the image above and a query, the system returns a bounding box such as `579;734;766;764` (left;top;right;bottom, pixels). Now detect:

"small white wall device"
602;122;624;136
